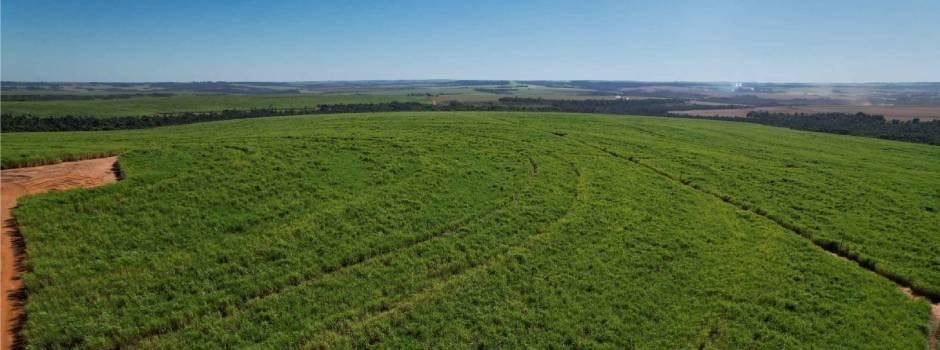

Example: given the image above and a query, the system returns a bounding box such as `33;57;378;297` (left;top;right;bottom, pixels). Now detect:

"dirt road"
0;157;119;349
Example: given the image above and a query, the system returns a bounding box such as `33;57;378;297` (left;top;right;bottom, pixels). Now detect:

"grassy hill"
2;112;937;348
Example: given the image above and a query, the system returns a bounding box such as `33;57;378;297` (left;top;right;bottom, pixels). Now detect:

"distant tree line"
742;111;940;145
441;80;511;86
146;82;302;94
518;80;710;91
2;107;317;132
2;98;704;132
496;97;730;116
2;104;476;132
4;99;937;146
1;93;175;102
474;88;517;95
672;111;940;145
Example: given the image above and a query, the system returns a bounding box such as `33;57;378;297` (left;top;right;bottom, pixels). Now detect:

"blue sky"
2;0;938;82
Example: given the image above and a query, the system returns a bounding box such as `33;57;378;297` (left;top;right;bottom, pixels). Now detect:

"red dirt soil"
901;288;940;350
931;303;940;350
0;157;118;349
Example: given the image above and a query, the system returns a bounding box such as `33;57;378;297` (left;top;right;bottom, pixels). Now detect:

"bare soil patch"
931;303;940;350
1;157;118;349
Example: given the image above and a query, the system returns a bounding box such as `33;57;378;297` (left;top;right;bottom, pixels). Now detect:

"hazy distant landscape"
2;1;938;349
4;80;939;145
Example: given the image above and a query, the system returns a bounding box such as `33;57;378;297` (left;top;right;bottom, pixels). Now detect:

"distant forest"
1;98;708;132
3;98;938;145
742;111;940;145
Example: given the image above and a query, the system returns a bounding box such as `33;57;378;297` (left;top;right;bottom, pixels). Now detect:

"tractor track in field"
113;154;542;349
300;158;586;348
580;140;940;349
1;157;120;350
126;195;515;348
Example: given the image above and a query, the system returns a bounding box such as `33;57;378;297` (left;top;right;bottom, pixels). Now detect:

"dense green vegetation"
741;111;940;145
2;98;720;132
2;112;937;348
1;107;321;133
0;93;427;117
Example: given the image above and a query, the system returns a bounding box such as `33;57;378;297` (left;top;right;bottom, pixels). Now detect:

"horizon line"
3;80;940;85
